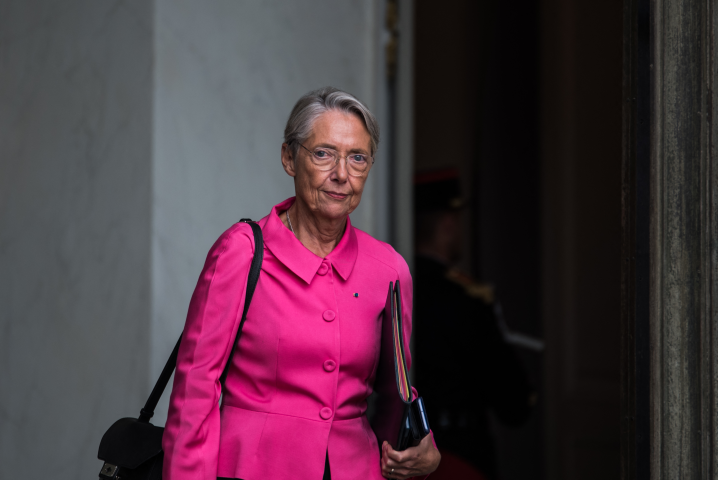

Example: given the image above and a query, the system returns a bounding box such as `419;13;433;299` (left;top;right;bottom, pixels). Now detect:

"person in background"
412;169;534;480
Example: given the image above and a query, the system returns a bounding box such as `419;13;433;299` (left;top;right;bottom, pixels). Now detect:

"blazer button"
317;263;329;276
323;310;336;322
320;407;333;420
323;360;336;372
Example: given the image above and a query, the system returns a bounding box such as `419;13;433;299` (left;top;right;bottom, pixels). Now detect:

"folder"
370;280;431;451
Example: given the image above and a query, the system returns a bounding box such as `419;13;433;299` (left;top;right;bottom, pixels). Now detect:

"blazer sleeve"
396;252;415;379
162;223;255;480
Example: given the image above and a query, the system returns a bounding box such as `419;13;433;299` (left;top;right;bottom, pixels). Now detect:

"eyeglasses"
297;143;374;177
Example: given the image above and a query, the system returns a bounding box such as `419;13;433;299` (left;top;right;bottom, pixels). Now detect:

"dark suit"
413;255;531;479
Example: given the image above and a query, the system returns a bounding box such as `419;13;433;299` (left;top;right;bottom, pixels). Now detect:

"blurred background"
0;1;621;479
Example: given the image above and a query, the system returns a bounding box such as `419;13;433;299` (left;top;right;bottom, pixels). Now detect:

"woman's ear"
281;143;297;177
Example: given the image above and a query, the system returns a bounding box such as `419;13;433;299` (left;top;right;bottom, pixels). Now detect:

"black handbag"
97;220;264;480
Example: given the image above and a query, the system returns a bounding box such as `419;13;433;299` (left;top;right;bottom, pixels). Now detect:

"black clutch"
97;220;263;480
370;280;431;451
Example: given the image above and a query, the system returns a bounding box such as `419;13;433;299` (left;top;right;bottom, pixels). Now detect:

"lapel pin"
353;293;359;298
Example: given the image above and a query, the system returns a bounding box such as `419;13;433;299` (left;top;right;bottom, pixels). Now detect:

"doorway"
412;0;623;478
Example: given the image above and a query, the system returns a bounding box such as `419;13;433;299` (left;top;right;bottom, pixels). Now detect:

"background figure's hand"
381;434;441;479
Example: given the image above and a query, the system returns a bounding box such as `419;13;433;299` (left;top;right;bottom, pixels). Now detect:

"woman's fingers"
381;442;400;477
381;442;400;478
381;441;418;479
381;462;411;480
381;435;441;478
383;441;409;463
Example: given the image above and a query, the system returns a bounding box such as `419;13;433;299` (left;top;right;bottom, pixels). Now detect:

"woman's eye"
314;149;329;158
351;155;368;163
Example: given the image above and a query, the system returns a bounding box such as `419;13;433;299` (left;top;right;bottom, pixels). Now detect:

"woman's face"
281;110;372;221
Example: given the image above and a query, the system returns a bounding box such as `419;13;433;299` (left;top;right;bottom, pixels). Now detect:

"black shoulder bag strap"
138;220;264;423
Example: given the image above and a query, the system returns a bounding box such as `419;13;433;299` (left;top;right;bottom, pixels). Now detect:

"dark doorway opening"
412;0;623;478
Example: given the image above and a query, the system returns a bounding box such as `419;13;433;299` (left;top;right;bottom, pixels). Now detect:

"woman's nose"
331;157;349;181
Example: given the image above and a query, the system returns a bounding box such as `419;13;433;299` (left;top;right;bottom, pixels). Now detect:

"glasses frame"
297;142;374;177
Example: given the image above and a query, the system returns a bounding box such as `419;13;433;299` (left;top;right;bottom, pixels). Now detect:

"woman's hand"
381;434;441;479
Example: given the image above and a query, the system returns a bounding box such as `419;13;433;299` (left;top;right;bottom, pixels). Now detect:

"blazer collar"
261;197;358;284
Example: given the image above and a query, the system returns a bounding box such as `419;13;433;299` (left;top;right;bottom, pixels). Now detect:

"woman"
162;87;441;480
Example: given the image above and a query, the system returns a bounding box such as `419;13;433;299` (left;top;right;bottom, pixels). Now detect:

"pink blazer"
162;198;425;480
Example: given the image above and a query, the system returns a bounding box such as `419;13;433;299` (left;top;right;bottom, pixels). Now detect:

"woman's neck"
284;199;346;258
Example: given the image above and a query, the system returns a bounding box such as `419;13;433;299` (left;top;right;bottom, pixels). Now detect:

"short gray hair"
284;86;380;159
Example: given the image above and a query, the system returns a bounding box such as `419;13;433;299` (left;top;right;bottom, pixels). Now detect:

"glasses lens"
347;155;370;176
311;148;337;170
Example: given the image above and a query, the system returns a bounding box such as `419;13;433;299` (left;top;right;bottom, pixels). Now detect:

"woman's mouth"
324;191;349;200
